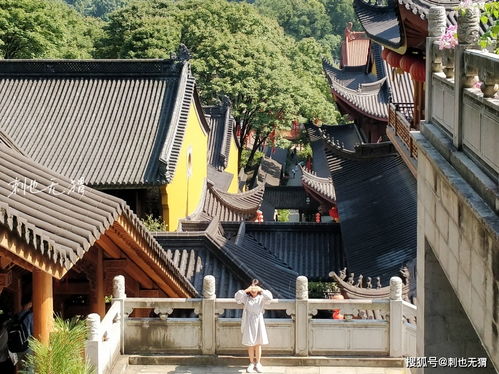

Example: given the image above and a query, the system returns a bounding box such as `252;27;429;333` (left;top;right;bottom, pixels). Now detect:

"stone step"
126;355;406;368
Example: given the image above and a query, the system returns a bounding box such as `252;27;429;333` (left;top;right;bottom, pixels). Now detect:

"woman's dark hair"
246;279;262;296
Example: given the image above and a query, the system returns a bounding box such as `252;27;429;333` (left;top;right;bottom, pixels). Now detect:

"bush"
23;316;93;374
141;214;168;232
308;281;338;298
276;209;290;222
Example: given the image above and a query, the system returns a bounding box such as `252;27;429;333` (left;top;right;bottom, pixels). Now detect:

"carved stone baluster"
457;8;480;46
428;6;446;73
201;275;216;355
442;49;455;79
295;276;309;356
478;71;499;98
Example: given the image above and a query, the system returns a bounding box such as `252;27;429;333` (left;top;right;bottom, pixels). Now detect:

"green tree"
0;0;100;59
67;0;129;19
23;316;93;374
97;0;338;169
320;0;359;35
254;0;332;40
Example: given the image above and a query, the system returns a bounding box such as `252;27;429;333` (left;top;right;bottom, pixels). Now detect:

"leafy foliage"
308;281;339;298
255;0;332;40
97;0;339;169
276;209;290;222
141;214;168;232
66;0;129;19
479;1;499;53
22;316;93;374
0;0;100;59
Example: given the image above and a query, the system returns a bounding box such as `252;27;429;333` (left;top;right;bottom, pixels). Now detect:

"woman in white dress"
235;280;273;373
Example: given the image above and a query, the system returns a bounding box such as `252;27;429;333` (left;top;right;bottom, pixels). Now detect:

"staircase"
111;355;410;374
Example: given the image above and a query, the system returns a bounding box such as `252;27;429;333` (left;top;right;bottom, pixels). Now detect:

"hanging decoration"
409;60;426;82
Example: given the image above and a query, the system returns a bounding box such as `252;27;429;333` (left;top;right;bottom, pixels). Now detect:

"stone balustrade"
86;275;417;374
426;6;499;179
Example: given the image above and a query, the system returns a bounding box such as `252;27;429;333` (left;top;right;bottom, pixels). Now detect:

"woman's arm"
261;289;273;305
235;290;248;304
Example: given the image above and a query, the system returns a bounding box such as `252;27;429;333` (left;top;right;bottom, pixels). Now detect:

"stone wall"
415;130;498;371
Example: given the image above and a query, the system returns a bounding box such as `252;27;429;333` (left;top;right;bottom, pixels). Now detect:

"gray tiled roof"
241;222;345;281
354;0;404;50
187;181;264;222
300;166;336;204
204;104;234;172
0;142;198;295
207;166;233;191
323;44;413;120
307;124;417;284
161;220;345;298
0;59;196;187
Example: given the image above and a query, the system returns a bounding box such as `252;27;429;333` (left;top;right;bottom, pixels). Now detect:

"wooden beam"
106;225;181;297
0;228;66;279
116;215;194;297
33;270;53;345
96;235;122;259
104;258;155;290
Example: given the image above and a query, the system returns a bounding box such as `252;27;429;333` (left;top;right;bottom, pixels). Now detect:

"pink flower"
438;25;458;50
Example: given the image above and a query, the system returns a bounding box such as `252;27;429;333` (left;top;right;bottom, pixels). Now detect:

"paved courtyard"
125;365;411;374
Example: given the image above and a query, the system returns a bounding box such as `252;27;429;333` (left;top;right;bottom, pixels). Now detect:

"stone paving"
125;365;411;374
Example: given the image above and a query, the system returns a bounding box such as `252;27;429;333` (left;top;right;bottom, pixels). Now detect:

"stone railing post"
201;275;216;355
295;276;309;356
389;276;404;357
425;6;446;125
86;313;102;374
112;275;126;354
454;7;480;149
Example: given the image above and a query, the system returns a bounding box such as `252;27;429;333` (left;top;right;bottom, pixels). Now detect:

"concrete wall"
415;131;498;372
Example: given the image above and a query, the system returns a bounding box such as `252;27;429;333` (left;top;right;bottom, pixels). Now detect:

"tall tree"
0;0;99;59
254;0;332;40
97;0;338;168
67;0;129;19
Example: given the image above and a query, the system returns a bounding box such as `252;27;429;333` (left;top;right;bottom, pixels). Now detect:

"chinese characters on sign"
8;177;85;198
406;357;488;368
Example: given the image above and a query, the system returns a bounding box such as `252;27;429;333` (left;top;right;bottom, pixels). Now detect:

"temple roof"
204;103;234;172
300;166;336;204
306;123;416;283
354;0;404;50
0;58;197;187
0;142;197;295
157;220;297;299
354;0;490;51
323;43;413;120
185;181;265;222
341;31;371;67
159;221;345;299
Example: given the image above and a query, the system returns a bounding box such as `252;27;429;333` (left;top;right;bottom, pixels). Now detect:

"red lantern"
409;60;426;82
381;48;390;61
387;51;402;69
329;206;339;221
315;213;321;223
400;55;416;73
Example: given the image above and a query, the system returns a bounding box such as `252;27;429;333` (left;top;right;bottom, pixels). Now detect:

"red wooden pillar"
33;270;53;345
92;247;105;318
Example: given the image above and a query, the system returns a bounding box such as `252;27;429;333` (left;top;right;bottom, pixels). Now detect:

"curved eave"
209;183;265;213
332;92;388;122
354;0;407;53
